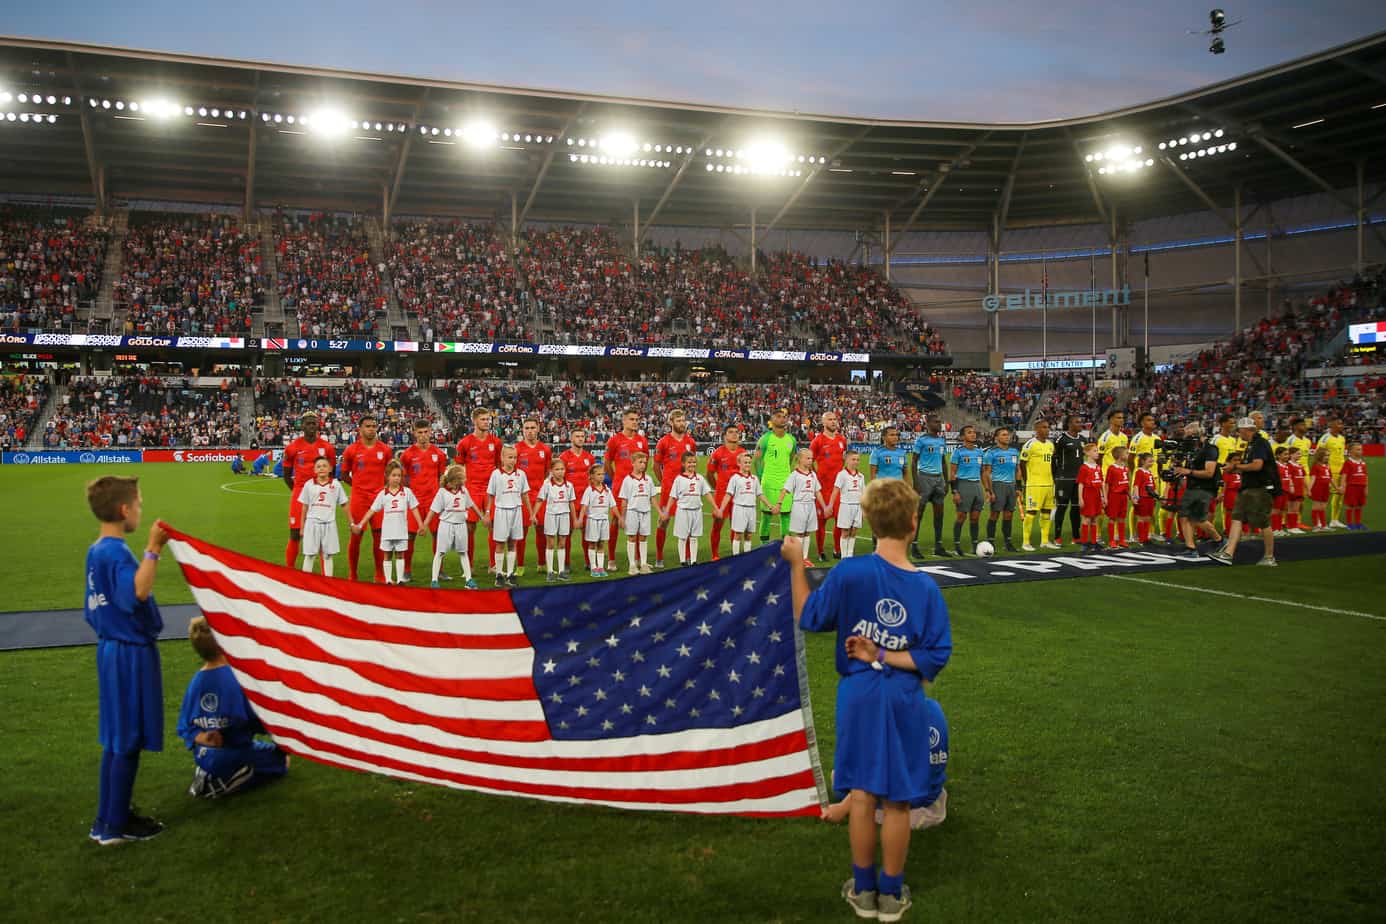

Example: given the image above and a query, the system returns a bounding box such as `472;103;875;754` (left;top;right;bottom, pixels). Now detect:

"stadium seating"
0;207;108;333
388;219;527;343
934;371;1055;429
253;378;432;447
114;213;265;336
42;376;242;448
276;211;387;339
0;374;50;449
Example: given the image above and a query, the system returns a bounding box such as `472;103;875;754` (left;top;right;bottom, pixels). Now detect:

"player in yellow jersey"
1017;418;1058;551
1211;415;1239;464
1317;417;1348;527
1285;417;1314;529
1127;413;1162;536
1097;410;1128;475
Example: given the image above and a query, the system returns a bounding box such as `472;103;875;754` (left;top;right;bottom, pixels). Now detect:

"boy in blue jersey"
824;695;949;831
784;477;952;922
230;455;246;475
178;617;290;799
908;415;952;559
83;475;169;845
950;425;986;555
982;427;1020;552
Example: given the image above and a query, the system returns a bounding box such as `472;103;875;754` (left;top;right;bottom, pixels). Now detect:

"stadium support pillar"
511;191;519;251
1110;210;1119;347
633;198;640;261
1234;186;1243;334
882;211;891;281
750;207;757;273
989;213;1001;352
1357;160;1366;275
77;106;104;217
244;118;257;222
1265;202;1276;318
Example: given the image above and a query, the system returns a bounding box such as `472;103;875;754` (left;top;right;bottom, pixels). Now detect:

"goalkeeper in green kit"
754;408;797;542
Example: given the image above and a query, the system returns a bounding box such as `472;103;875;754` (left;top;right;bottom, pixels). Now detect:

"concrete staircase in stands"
26;384;66;448
259;226;286;338
367;218;415;340
87;210;128;332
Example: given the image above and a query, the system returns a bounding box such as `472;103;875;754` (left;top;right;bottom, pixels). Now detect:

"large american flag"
163;524;827;817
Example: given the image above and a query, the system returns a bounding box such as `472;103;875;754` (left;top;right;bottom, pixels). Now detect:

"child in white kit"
352;459;422;585
777;448;828;566
296;456;349;575
618;451;655;574
659;452;713;566
422;464;485;589
828;450;866;558
536;458;578;582
486;445;535;588
716;451;770;556
577;463;613;577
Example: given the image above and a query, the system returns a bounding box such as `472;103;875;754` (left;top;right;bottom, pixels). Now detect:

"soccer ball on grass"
975;540;996;558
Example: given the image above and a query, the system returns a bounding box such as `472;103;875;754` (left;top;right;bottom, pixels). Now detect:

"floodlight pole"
1110;209;1119;348
244;119;257;223
989;213;1001;353
1265;201;1275;318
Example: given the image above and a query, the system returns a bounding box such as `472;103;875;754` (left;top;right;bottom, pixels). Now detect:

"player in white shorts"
296;456;349;575
618;451;655;574
353;459;422;585
715;451;770;555
577;463;614;577
486;445;535;588
659;452;713;566
826;450;866;558
777;448;828;566
422;464;484;589
536;458;579;583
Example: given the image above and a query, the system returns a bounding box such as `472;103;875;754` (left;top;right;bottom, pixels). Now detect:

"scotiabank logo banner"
144;449;266;463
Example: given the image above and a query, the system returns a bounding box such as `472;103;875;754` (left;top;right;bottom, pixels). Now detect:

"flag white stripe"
273;734;821;815
214;630;546;722
258;705;814;791
189;586;535;680
169;539;522;635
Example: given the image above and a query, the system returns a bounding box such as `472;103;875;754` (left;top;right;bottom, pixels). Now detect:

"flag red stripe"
247;687;811;773
227;654;552;742
165;524;516;614
185;566;530;650
277;726;819;806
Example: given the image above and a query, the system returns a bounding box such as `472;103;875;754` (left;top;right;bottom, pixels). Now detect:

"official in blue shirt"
177;617;289;798
869;426;908;482
949;425;987;555
982;427;1021;552
786;477;951;915
83;475;170;845
908;415;951;558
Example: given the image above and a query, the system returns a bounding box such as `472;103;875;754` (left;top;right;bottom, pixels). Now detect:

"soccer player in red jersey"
282;412;337;567
455;407;503;573
809;411;848;560
400;419;448;582
560;428;596;567
514;417;554;575
604;408;649;559
1341;441;1370;529
653;410;698;569
706;425;744;560
341;415;393;582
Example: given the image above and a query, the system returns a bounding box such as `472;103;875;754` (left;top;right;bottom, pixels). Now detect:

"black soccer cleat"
934;545;952;557
909;543;924;560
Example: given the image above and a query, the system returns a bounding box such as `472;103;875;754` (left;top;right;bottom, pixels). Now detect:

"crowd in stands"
0;208;108;333
933;371;1055;429
388;219;525;343
0;374;49;449
42;376;242;448
276;211;387;339
114;213;265;336
253;378;430;447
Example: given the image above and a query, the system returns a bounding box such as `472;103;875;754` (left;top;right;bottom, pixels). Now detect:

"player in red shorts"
400;419;448;583
560;428;596;569
809;411;848;560
653;409;698;569
340;415;392;582
1285;447;1307;533
1104;446;1131;548
1076;442;1104;551
1222;451;1242;535
514;417;553;576
1308;447;1332;531
1131;452;1158;544
456;407;502;573
1341;441;1369;529
1270;447;1292;535
604;408;648;560
282;412;337;567
706;425;743;560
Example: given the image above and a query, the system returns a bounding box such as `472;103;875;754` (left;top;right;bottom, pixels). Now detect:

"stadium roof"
1;33;1384;235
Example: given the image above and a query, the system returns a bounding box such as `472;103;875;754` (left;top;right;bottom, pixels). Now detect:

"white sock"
730;538;741;555
843;535;855;558
302;556;315;573
587;547;597;570
394;558;406;583
597;549;606;571
459;553;472;581
546;547;556;574
322;557;333;577
556;547;566;572
638;540;648;567
432;552;444;583
627;541;637;570
676;538;687;564
686;539;697;564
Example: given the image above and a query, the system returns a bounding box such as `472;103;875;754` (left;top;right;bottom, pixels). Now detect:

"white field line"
1104;574;1385;622
220;480;288;497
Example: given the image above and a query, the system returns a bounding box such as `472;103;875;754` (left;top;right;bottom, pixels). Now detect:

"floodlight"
101;100;111;109
601;133;637;157
744;141;790;172
46;95;55;105
1210;38;1225;54
143;99;180;120
311;109;351;138
0;92;10;103
1158;142;1167;150
46;114;56;123
460;120;497;148
1214;129;1224;137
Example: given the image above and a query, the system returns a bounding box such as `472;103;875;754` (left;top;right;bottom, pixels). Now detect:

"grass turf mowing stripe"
1105;573;1386;621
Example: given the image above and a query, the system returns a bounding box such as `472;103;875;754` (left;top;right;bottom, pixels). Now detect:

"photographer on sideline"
1165;421;1221;562
1210;417;1278;567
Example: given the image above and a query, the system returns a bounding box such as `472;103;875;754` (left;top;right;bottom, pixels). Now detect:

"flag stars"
747;652;761;665
531;606;544;617
684;678;697;690
719;600;734;614
550;692;564;704
565;640;580;653
665;698;677;709
722;637;737;650
673;609;687;622
577;705;589;717
695;588;709;601
594;688;608;701
656;664;672;678
577;603;591;613
651;593;665;604
728;669;741;684
765;592;781;606
611;669;626;682
563;615;576;626
568;675;581;687
601;719;614;731
639;684;652;697
677;644;691;657
709;690;722;701
542;659;556;674
631;650;646;663
652;630;666;643
744;615;758;627
773;664;786;676
646;715;657;726
732;705;744;717
620;703;633;714
752;686;765;698
559;720;569;729
628;616;642;629
742;578;757;592
702;658;717;670
769;630;782;643
696;621;712;636
689;707;701;718
587;656;601;668
605;634;620;648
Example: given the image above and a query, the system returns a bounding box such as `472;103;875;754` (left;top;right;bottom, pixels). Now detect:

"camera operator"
1210;417;1277;567
1166;421;1221;562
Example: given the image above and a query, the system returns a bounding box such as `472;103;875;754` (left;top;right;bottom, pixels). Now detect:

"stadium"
2;16;1384;922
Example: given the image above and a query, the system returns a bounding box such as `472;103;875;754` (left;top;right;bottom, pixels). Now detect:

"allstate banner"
2;450;144;464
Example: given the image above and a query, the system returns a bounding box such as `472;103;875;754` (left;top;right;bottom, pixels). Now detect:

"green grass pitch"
1;461;1384;921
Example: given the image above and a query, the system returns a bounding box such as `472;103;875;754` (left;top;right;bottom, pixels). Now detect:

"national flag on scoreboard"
162;524;825;817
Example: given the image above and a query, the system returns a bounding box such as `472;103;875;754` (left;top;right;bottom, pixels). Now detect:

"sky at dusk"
5;1;1386;122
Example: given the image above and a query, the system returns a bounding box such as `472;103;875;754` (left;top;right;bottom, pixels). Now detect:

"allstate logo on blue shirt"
199;692;219;713
875;598;907;627
929;725;941;748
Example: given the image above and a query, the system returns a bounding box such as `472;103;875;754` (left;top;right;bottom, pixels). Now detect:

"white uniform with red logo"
619;474;655;537
487;468;531;542
537;479;576;537
430;487;481;553
296;478;349;555
367;488;420;552
669;473;713;539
